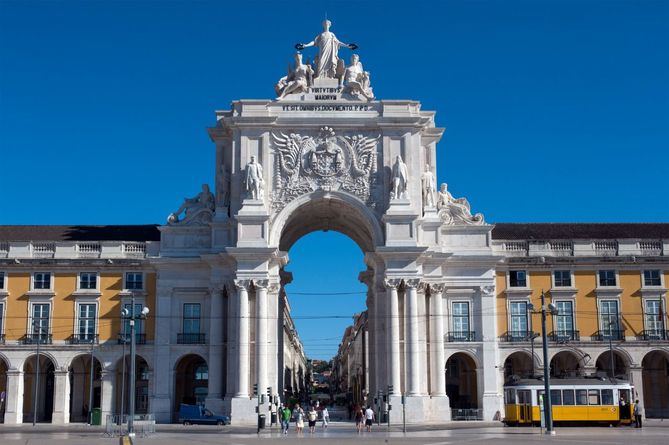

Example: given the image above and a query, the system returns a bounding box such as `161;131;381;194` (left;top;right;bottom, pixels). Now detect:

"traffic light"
387;385;394;394
253;383;258;396
267;386;272;398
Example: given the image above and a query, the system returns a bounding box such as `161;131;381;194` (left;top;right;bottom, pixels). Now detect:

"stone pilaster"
51;368;70;424
205;286;224;413
405;279;421;396
234;279;252;397
385;279;402;395
429;283;446;397
254;279;269;404
3;369;23;424
100;370;115;420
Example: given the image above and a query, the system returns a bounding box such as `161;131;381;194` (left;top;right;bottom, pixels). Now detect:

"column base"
387;394;451;423
482;392;504;421
204;396;225;416
151;395;172;423
228;396;260;425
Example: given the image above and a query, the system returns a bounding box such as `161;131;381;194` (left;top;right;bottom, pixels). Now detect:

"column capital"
384;278;402;289
234;279;253;291
253;279;269;289
479;285;495;297
404;278;421;289
429;283;446;294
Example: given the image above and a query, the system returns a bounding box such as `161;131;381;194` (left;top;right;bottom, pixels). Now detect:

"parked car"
178;403;230;425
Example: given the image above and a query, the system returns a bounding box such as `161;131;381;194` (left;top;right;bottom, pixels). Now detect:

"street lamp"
31;320;43;427
121;294;149;437
538;291;558;435
608;320;616;379
527;303;537;376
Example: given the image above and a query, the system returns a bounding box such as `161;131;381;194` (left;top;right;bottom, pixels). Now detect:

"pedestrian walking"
354;406;364;433
633;400;643;428
280;404;291;435
364;405;375;432
321;406;330;429
308;405;318;433
295;404;305;435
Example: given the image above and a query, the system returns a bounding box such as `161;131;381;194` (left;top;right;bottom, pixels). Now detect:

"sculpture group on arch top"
166;19;484;228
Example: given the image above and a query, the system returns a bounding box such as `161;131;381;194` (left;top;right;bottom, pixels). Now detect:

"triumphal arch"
154;21;502;423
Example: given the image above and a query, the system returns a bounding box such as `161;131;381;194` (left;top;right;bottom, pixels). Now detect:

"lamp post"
121;294;149;437
539;291;558;435
527;303;536;376
88;340;95;425
608;320;616;379
32;320;42;427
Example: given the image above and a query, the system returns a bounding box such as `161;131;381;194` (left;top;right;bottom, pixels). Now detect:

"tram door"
618;389;631;421
518;390;532;423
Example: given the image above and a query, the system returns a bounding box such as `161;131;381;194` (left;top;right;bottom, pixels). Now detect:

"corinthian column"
385;279;402;395
429;283;446;396
405;278;421;396
234;279;251;397
254;279;269;399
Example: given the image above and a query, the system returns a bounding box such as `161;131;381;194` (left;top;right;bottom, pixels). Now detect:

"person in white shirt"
321;406;330;429
364;406;375;432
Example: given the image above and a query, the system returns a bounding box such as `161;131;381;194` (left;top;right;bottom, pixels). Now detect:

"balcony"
117;333;147;345
69;333;99;344
501;330;537;342
0;334;5;344
549;330;580;342
22;334;53;344
446;331;477;342
177;333;206;345
592;329;626;341
639;330;669;341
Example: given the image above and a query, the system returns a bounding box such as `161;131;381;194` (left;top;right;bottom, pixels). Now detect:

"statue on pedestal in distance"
342;54;374;100
295;20;357;79
167;184;215;225
390;155;408;200
245;156;264;201
275;52;314;99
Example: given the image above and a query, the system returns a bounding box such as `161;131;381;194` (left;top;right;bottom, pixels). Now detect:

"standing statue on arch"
295;20;357;79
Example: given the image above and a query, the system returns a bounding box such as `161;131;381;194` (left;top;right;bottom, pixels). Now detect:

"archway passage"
174;354;208;418
642;351;669;418
446;353;478;410
0;357;7;423
114;354;150;416
595;351;629;379
504;351;534;382
68;355;102;423
550;351;582;378
23;354;55;423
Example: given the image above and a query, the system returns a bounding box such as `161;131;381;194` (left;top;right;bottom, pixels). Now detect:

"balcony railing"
118;333;146;345
639;330;669;341
592;329;626;341
22;334;53;344
501;330;537;342
177;333;206;344
0;333;5;344
446;331;477;342
69;333;99;344
549;330;580;342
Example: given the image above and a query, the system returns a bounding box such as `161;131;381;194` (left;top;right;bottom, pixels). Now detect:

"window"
195;365;208;380
643;270;661;287
576;389;588;405
550;389;562;405
125;272;143;290
644;300;663;334
504;389;516;404
601;389;613;405
598;270;616;287
510;301;528;335
33;272;51;290
562;389;575;405
554;270;572;287
509;270;527;287
600;300;620;334
555;301;574;336
78;303;97;340
122;303;145;336
0;271;5;289
452;302;470;335
183;303;201;334
588;389;600;405
79;272;97;290
32;303;50;338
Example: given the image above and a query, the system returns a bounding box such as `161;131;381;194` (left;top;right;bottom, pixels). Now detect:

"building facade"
1;22;667;425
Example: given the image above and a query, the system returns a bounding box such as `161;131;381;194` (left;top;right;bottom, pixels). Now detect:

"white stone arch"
595;347;633;377
19;351;60;372
445;349;482;370
268;190;384;251
172;351;208;371
500;348;542;368
549;347;587;377
0;351;12;370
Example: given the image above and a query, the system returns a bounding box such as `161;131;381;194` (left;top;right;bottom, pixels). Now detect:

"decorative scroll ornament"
167;184;215;226
271;127;380;213
436;183;485;226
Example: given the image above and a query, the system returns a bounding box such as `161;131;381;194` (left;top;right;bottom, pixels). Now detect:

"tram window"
550;389;562;405
601;389;614;405
576;389;588;405
505;389;516;404
588;389;601;405
562;389;575;405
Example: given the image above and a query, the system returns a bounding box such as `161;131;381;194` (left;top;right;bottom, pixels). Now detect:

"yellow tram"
503;377;635;425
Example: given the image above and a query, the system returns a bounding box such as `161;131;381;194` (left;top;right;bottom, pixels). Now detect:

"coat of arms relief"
270;127;381;214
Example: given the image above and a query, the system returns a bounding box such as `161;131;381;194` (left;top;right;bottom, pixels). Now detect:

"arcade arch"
642;350;669;418
550;350;582;378
503;351;534;382
68;355;102;423
114;354;150;416
0;356;7;423
445;352;479;409
22;354;55;423
173;354;208;420
595;350;630;379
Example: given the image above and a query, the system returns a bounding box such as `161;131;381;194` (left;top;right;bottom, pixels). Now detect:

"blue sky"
1;0;667;359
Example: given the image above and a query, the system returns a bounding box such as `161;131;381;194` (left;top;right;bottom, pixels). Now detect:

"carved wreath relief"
271;126;380;213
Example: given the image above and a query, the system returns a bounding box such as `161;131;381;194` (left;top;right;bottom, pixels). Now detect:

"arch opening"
173;354;208;420
550;351;582;378
446;353;479;409
0;357;8;423
22;354;55;423
642;350;669;418
504;351;534;382
114;354;150;416
68;355;102;423
595;350;630;379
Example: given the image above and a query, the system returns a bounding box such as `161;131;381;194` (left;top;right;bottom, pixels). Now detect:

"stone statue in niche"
295;20;357;79
167;184;215;225
436;183;485;225
217;164;231;208
275;52;314;99
341;54;374;100
421;164;436;209
245;156;264;200
390;155;408;200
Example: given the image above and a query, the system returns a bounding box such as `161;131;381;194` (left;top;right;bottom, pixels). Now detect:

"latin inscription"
282;104;371;111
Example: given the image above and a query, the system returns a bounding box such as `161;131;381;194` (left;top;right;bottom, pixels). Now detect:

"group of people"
279;403;330;435
353;405;376;433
